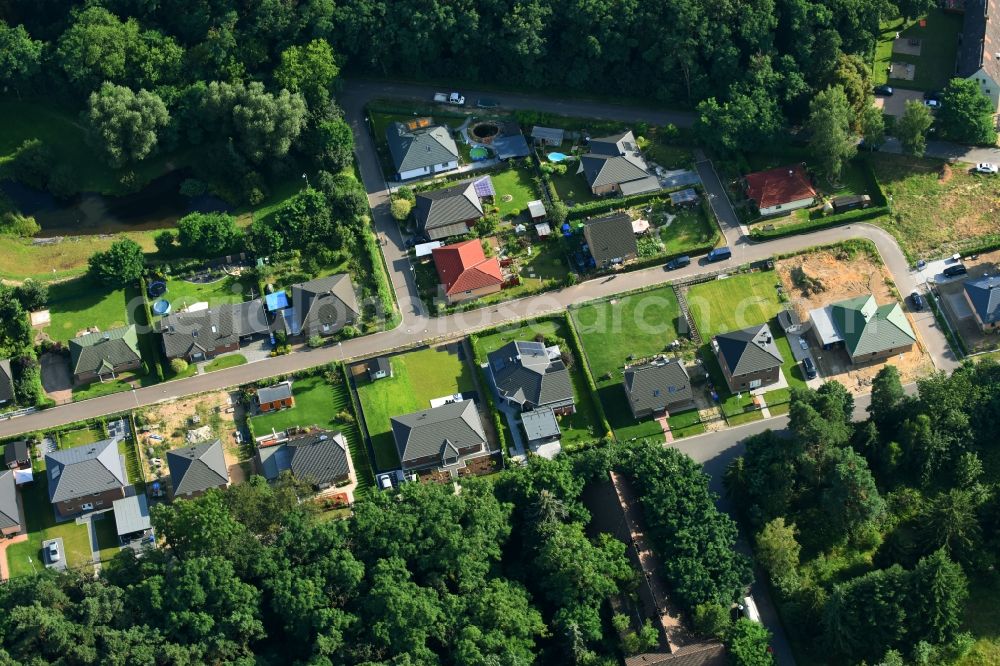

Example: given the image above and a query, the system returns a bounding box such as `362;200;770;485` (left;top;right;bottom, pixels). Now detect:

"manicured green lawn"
659;206;718;256
93;514;121;563
58;426;104;448
356;347;476;470
72;378;137;402
667;408;705;438
156;275;253;317
687;271;786;339
118;438;143;490
549;168;597;206
44;277;132;343
491;163;540;219
205;354;247;372
872;10;963;91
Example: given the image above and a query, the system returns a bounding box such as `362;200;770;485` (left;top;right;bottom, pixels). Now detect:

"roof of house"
619;175;662;196
493;133;531;159
744;164;817;209
958;0;1000;80
290;275;360;336
0;469;20;532
258;431;351;485
0;358;13;403
159;305;241;358
432;240;503;296
964;275;1000;324
235;299;270;337
583;213;639;264
112;493;151;536
488;340;575;408
830;294;917;357
368;357;391;375
386;121;459;174
46;437;127;503
167;439;229;497
521;407;561;442
391;400;486;466
715;325;784;377
527;200;546;218
257;382;293;404
69;325;141;376
777;309;801;332
414;181;485;238
578;130;651;189
4;440;28;467
624;359;693;411
531;126;565;142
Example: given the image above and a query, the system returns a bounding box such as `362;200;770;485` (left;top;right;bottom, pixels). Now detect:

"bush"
169;358;189;374
693;602;731;638
390;197;413;221
566;190;683;221
749;206;888;239
10;139;53;190
307;335;324;348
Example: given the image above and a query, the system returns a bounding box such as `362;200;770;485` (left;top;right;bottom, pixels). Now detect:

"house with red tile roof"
431;239;503;304
744;164;817;217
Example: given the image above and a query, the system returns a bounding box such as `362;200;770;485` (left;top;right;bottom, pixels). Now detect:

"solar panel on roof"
473;177;495;198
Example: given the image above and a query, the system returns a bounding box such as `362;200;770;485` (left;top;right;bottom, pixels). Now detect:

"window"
749;379;762;389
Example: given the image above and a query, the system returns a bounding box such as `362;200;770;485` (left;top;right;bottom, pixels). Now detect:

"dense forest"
727;361;1000;665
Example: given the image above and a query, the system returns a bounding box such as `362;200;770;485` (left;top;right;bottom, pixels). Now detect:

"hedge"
748;205;889;240
562;313;613;439
467;333;511;457
567;188;697;221
137;277;166;382
361;229;398;327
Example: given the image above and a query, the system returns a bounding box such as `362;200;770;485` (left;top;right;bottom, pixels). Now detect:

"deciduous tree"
938;77;998;145
897;101;933;156
807;85;856;181
84;83;170;167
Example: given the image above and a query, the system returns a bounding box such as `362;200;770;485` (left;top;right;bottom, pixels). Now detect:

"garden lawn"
549;169;598;206
205;354;247;372
43;278;133;343
667;408;705;438
58;426;103;448
687;271;786;339
659;207;718;256
118;438;143;490
72;378;136;402
872;10;963;91
156;275;252;316
93;514;121;563
491;164;540;219
356;346;476;470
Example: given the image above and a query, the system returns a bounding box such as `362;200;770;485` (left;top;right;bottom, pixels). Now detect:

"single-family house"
256;430;352;489
583;213;638;267
46;438;127;518
487;340;576;414
4;440;30;470
112;494;152;542
623;359;693;419
367;357;392;381
713;325;784;392
0;469;22;537
391;400;489;473
743;164;817;217
964;275;1000;331
159;300;269;363
167;439;230;499
256;382;294;412
432;239;504;304
414;180;486;240
578;131;659;196
531;126;565;146
809;294;916;364
69;325;142;384
0;359;14;405
387;119;460;181
288;275;360;338
958;0;1000;110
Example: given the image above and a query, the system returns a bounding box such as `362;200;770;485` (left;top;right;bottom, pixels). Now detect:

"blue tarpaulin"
265;291;289;311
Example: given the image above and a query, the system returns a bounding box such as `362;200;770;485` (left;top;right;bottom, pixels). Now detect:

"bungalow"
0;359;13;405
46;438;127;518
288;275;360;338
256;430;352;489
386;119;460;181
257;382;294;412
0;469;22;537
583;212;638;267
487;340;576;415
414;179;488;240
958;0;1000;110
69;325;142;384
578;131;659;196
367;357;392;381
391;400;489;474
963;275;1000;331
4;440;30;470
623;358;693;419
744;164;816;217
713;325;784;392
809;294;916;364
432;239;504;304
159;300;269;363
167;439;230;499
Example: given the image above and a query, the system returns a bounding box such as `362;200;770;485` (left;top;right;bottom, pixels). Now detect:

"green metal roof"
69;325;141;376
830;295;916;358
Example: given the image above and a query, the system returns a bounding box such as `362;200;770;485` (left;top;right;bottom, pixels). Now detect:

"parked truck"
433;92;465;106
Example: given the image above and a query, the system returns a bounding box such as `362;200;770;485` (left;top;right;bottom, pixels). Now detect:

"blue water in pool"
547;152;568;162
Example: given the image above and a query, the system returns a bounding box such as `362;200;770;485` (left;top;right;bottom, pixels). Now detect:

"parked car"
975;163;999;174
924;98;941;109
923;90;942;102
943;263;968;277
666;255;691;270
910;291;925;311
377;473;394;491
802;357;818;380
47;541;61;563
705;247;733;263
433;92;465;105
874;85;894;96
915;259;927;271
798;337;809;351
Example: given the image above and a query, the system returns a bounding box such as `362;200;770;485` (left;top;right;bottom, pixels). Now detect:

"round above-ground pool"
547;152;568;162
147;280;167;298
152;299;171;315
470;146;490;160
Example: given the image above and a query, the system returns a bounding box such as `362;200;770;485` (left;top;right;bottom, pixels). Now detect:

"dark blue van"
706;246;732;262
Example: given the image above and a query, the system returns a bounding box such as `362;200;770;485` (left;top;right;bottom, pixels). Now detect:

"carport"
112;494;152;544
808;305;843;348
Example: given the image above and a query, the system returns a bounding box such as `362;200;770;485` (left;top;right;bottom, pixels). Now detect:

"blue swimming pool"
547;152;568;162
152;299;171;315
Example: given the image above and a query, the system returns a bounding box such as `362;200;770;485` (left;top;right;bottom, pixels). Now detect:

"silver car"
47;541;61;563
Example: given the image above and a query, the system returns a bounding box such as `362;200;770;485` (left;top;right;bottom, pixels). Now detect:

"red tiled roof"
744;164;816;209
432;240;503;295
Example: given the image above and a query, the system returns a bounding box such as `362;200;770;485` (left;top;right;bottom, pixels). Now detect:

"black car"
943;263;968;278
666;255;691;270
874;84;894;96
910;291;925;311
802;357;818;380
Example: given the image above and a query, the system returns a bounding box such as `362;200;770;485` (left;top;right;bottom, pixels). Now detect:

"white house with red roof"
431;239;504;304
743;164;817;217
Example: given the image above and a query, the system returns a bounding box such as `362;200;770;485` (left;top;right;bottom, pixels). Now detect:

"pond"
0;171;231;237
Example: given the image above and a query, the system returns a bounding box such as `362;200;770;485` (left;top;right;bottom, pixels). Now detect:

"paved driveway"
873;89;924;117
40;352;72;405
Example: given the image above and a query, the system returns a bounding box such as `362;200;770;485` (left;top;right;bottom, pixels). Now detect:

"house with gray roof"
288;275;360;338
964;275;1000;331
256;430;352;489
46;438;127;518
256;382;294;412
583;213;638;267
713;325;784;392
0;469;22;537
958;0;1000;111
167;439;229;499
159;300;268;363
414;180;486;240
391;400;489;473
386;119;460;181
531;126;565;145
69;325;142;384
0;358;14;405
4;440;29;470
487;341;576;414
623;359;693;419
578;130;658;196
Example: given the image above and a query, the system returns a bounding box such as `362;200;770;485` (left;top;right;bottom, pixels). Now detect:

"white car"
47;541;61;563
923;99;941;109
975;163;998;174
378;474;394;491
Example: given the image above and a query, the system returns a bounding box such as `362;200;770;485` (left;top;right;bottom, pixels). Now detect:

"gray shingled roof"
488;341;575;409
0;469;19;532
46;438;126;503
715;325;784;378
578;131;651;189
167;439;228;497
964;276;1000;324
619;175;662;196
257;382;293;404
0;358;14;403
290;275;360;337
4;440;28;468
159;305;240;358
583;213;639;264
531;126;565;143
386;121;459;174
958;0;1000;81
236;299;269;337
414;181;485;239
624;360;693;413
112;493;151;536
257;431;350;486
69;325;141;377
391;400;486;466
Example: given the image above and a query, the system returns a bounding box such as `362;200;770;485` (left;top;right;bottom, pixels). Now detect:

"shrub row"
361;228;397;326
562;312;613;439
137;277;166;382
412;159;533;192
748;205;889;240
566;187;699;221
467;333;511;457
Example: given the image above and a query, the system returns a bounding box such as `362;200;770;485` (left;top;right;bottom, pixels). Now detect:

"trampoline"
152;299;171;316
147;280;167;298
469;146;490;160
547;152;568;162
